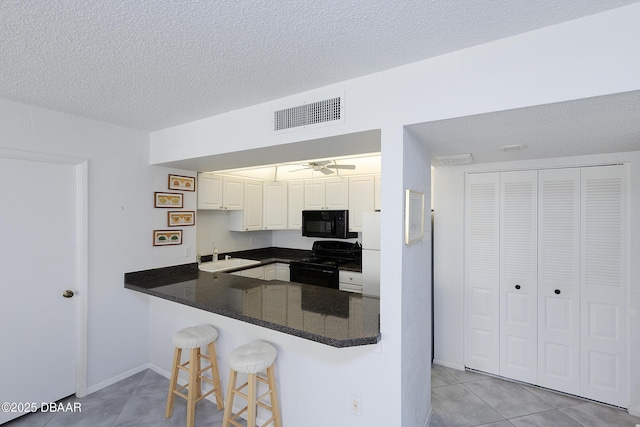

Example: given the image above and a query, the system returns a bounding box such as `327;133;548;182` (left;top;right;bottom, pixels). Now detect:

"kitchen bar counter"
124;258;379;348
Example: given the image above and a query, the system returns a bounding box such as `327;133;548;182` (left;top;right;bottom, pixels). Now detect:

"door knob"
62;290;74;298
555;289;561;295
515;285;521;290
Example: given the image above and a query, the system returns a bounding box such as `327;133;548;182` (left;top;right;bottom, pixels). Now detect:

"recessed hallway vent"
274;97;342;131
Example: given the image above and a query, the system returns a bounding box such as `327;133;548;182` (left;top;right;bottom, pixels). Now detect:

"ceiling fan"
289;160;356;175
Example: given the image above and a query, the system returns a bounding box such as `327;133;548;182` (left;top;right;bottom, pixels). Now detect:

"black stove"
289;241;361;289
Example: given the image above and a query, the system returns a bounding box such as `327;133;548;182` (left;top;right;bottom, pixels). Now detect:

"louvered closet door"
499;170;538;383
580;165;628;407
465;172;500;374
538;168;580;395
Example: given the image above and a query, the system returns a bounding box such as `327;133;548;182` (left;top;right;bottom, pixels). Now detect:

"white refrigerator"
362;211;381;297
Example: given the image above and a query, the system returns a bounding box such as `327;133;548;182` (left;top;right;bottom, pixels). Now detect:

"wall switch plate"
351;395;361;416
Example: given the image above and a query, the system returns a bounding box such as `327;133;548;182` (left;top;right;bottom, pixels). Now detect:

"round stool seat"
228;341;277;374
172;325;218;349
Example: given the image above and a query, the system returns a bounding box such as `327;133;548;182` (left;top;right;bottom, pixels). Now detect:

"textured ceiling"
1;0;638;131
409;90;640;165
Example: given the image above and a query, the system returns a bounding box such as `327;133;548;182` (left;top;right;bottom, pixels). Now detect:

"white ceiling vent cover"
274;97;342;131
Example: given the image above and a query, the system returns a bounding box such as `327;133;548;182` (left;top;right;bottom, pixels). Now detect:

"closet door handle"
555;289;561;295
515;285;521;290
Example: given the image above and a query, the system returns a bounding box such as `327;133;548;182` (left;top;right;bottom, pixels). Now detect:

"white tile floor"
5;365;640;426
430;364;640;427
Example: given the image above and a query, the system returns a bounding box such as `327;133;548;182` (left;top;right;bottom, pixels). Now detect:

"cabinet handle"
515;284;521;290
555;289;561;295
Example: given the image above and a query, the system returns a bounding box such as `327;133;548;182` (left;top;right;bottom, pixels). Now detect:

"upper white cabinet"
229;179;262;231
304;177;348;210
197;173;244;210
197;173;222;210
287;180;304;230
348;176;375;232
263;182;287;230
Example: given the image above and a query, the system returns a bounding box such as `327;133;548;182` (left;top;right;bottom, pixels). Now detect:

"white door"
538;168;581;395
499;170;538;383
580;165;628;407
465;172;500;375
0;156;78;424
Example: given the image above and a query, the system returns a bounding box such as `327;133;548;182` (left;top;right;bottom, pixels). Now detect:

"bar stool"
165;325;224;427
222;341;282;427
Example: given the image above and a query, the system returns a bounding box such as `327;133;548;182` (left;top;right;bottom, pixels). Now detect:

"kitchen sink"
198;258;261;273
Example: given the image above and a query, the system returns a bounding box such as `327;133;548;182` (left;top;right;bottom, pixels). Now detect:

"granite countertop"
124;248;378;348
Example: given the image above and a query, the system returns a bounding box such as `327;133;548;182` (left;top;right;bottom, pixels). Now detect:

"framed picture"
153;230;182;246
168;174;196;192
168;211;195;227
404;189;424;244
154;192;183;208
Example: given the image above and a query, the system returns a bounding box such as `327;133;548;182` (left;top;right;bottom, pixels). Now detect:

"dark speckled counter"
124;248;379;348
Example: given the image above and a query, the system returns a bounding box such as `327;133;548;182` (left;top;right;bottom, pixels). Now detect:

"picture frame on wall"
168;211;195;227
153;230;182;246
168;174;196;191
154;191;183;208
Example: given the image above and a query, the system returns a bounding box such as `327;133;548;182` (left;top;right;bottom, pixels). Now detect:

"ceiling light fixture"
499;144;527;152
434;153;473;166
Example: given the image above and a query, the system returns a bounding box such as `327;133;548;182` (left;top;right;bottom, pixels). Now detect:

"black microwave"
301;210;358;239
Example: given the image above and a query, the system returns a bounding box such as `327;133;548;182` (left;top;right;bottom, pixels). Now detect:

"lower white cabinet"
264;263;290;281
339;270;362;293
464;165;628;407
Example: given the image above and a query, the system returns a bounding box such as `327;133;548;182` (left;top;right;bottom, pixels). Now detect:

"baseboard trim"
432;359;465;371
86;363;150;395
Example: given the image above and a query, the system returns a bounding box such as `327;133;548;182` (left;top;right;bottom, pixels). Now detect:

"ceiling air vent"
274;97;342;131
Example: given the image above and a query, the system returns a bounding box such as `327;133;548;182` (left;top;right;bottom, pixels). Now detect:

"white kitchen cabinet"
264;263;290;281
229;179;262;231
197;173;223;209
374;175;381;211
339;270;362;294
464;165;629;407
236;265;265;279
348;176;375;232
197;173;244;210
304;177;348;210
276;263;290;281
287;180;304;230
263;181;287;230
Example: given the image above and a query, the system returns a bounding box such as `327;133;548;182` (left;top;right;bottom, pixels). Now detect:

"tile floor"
430;364;640;427
5;365;640;426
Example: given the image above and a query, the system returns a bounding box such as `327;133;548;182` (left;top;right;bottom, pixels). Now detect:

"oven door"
289;262;339;289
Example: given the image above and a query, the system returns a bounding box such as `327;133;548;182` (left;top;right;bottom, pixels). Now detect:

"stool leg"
206;342;224;410
222;369;237;426
165;347;181;418
267;365;282;427
186;348;199;427
247;373;257;427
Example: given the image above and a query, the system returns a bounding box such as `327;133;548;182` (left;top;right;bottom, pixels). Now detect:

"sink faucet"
225;255;231;260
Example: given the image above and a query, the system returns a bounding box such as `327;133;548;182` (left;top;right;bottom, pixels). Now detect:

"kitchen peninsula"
124;247;380;348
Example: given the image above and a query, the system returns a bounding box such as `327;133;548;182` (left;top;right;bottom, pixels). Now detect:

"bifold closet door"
538;168;580;395
465;172;500;375
580;165;628;407
499;170;538;384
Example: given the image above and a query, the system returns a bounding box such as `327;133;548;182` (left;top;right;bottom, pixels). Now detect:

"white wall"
149;4;640;425
433;151;640;413
0;98;195;393
195;210;272;256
